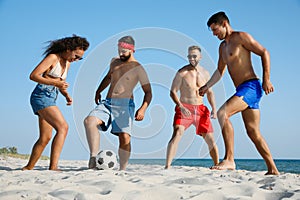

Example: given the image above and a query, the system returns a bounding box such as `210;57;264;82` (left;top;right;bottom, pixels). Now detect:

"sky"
0;0;299;161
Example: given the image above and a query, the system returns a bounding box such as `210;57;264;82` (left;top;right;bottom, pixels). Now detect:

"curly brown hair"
43;34;89;56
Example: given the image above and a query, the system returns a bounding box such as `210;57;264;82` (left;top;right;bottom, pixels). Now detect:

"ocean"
129;159;300;174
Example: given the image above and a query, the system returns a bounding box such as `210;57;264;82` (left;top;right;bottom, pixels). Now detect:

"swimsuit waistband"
180;102;204;106
103;98;135;106
238;78;260;87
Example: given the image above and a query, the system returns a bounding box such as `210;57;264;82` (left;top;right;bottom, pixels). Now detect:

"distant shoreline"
0;153;49;160
129;158;300;174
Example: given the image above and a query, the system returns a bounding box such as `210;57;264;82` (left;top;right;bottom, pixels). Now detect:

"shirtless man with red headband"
84;36;152;170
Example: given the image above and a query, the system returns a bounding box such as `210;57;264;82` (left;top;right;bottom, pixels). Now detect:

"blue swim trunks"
88;98;135;136
30;83;58;115
235;79;263;109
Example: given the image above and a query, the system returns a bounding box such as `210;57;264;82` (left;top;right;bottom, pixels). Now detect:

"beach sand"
0;156;299;200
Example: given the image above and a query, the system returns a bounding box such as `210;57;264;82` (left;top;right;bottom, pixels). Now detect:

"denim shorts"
88;98;135;135
30;83;58;115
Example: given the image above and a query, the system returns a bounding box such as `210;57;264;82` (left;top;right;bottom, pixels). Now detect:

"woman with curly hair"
23;35;89;170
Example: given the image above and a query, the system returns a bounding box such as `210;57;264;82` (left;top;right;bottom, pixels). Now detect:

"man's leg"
165;125;185;169
213;95;248;170
84;116;103;169
118;133;131;170
202;133;219;165
242;109;279;175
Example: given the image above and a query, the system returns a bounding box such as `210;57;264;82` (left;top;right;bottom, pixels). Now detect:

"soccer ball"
96;150;118;170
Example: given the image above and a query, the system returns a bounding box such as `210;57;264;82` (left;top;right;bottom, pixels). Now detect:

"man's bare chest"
111;66;138;82
182;72;206;88
221;42;242;62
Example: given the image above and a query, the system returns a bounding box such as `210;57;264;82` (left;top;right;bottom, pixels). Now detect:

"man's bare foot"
49;168;62;171
265;169;280;175
210;160;236;170
88;156;96;169
22;166;33;171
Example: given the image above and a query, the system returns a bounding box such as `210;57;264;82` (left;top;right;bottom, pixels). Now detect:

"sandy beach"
0;156;299;200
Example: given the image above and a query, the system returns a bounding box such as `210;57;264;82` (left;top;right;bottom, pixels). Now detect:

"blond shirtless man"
165;45;219;169
199;12;279;175
84;36;152;170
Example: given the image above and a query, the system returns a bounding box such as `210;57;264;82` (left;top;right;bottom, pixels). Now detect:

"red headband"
118;42;135;52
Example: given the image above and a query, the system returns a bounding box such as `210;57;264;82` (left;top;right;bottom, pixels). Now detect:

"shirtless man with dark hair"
200;11;279;175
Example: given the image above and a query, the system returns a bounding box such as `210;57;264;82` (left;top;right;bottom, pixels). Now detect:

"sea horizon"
128;158;300;174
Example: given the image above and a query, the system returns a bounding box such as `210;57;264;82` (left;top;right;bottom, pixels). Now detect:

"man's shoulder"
110;57;121;65
198;66;209;73
178;64;191;73
231;31;250;40
131;60;142;66
110;58;142;67
127;60;143;69
220;31;248;47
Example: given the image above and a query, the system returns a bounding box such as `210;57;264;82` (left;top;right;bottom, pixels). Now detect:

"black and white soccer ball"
96;150;118;170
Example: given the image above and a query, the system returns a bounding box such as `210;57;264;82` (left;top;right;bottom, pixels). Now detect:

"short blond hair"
188;45;201;52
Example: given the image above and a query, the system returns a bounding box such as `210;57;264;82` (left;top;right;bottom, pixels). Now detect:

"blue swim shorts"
235;78;263;109
30;83;58;115
87;98;135;136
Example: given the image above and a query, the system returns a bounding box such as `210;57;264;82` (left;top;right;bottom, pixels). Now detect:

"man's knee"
119;133;131;144
168;126;184;145
247;129;261;142
217;108;227;120
118;133;131;151
202;132;213;140
217;108;232;128
84;116;100;128
173;125;184;136
203;133;216;145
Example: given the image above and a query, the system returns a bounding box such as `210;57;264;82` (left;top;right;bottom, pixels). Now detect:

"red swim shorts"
173;103;213;135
